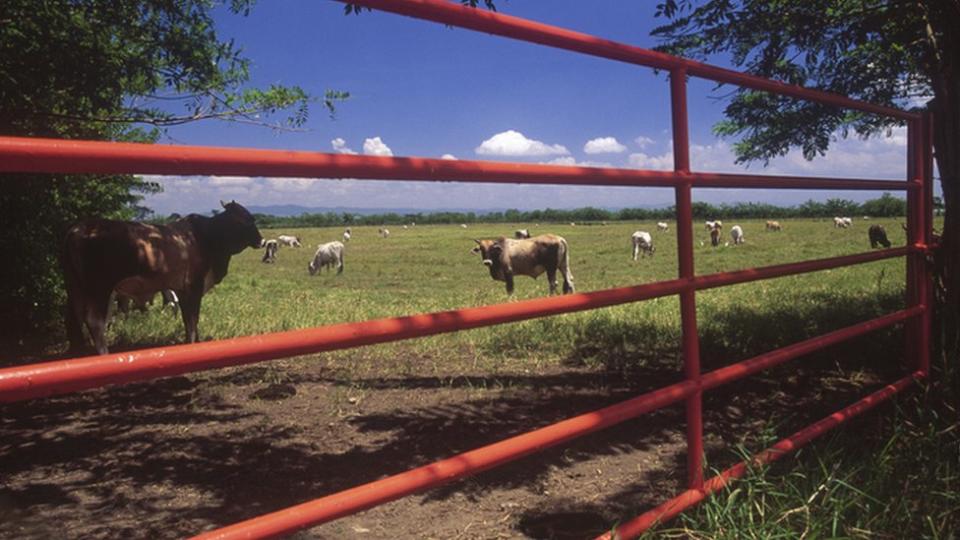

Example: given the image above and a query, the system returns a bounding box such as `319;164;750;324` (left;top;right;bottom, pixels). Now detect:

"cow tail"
559;238;574;292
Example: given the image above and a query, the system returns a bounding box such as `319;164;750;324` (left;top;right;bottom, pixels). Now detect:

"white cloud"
265;178;318;191
475;130;569;157
634;136;655;149
209;176;254;186
542;156;613;168
628;152;674;171
331;137;357;155
583;136;627;154
440;153;458;160
363;137;393;157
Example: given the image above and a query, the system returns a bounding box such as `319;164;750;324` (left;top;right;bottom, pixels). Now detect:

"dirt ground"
0;346;900;540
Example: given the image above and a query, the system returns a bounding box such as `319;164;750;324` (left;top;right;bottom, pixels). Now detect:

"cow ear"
220;200;228;208
473;238;481;244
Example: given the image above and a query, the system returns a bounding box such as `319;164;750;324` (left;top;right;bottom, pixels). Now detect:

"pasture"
2;217;922;539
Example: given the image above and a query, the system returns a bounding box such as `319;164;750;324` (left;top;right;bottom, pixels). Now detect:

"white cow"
730;225;744;245
834;216;852;228
342;230;351;242
705;220;722;230
308;241;345;275
378;228;390;238
515;229;531;239
261;239;279;263
460;223;468;229
277;235;302;248
842;217;853;227
657;222;669;232
632;231;655;260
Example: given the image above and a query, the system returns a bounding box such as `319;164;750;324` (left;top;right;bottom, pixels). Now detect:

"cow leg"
65;290;88;353
562;272;574;294
179;291;202;344
547;268;558;295
504;273;515;295
83;292;112;355
632;243;638;261
337;259;343;275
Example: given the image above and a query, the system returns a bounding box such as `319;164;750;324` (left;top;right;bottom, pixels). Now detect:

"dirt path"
1;349;897;539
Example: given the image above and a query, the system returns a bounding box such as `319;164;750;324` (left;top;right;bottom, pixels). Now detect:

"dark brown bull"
869;224;892;248
472;234;574;295
62;201;263;354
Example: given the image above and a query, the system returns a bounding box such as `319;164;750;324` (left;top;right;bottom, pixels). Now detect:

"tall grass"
648;392;959;539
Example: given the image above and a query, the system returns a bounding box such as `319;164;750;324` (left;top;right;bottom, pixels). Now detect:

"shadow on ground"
0;291;911;539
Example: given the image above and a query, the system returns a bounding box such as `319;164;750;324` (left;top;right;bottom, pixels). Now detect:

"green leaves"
652;0;929;164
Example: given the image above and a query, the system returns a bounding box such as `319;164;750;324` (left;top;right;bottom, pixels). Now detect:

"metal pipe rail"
1;0;934;538
191;313;923;540
0;246;911;403
0;136;914;192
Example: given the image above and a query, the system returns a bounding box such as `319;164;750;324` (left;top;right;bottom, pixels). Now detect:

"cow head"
218;200;263;252
472;239;505;279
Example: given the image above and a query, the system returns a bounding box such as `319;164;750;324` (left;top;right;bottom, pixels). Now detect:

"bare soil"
0;345;900;539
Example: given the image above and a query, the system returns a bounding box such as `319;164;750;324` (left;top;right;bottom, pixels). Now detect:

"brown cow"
869;224;892;248
472;234;574;295
62;201;263;354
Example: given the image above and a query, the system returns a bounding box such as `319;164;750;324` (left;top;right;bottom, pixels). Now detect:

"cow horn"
473;238;482;244
220;200;228;208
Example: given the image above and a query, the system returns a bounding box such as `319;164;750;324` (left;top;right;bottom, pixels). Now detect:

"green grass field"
105;217;910;374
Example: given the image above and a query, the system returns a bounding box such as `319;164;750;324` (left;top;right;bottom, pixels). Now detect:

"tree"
0;0;344;354
651;1;960;360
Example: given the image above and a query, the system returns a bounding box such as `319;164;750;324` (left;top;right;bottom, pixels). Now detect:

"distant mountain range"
247;203;668;217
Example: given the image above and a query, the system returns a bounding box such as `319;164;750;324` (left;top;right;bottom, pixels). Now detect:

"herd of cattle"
60;201;898;354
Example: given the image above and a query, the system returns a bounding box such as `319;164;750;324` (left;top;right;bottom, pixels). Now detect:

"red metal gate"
0;1;935;538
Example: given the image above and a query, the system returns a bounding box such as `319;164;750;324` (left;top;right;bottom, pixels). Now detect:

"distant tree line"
153;193;905;229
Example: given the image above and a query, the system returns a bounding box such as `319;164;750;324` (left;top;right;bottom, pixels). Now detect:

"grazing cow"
869;224;892;248
378;228;390;238
460;224;468;229
472;235;574;295
731;225;745;245
834;216;852;228
262;239;279;263
342;230;352;243
277;235;302;248
308;241;345;275
62;201;262;354
515;229;531;239
765;220;782;231
657;222;669;232
632;231;655;260
708;221;723;247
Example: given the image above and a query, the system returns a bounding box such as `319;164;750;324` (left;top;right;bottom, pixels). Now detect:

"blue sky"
145;1;914;216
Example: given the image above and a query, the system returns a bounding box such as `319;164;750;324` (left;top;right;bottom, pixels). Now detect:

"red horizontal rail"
0;247;910;404
0;136;913;191
343;0;918;122
603;371;923;539
191;309;921;540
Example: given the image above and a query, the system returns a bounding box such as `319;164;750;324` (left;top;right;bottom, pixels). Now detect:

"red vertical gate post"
906;116;932;376
670;67;703;489
905;120;919;371
916;111;934;376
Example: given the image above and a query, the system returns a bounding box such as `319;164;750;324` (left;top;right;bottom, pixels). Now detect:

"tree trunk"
929;78;959;400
